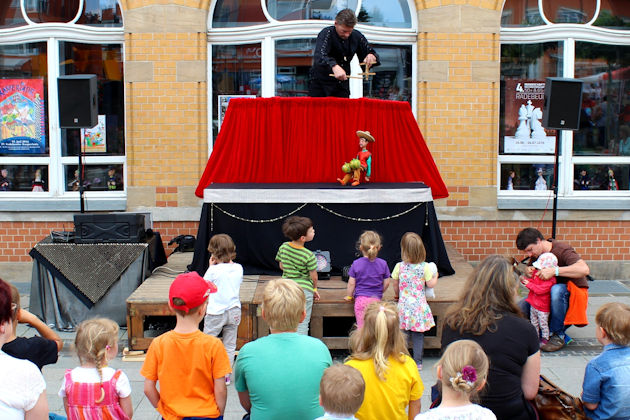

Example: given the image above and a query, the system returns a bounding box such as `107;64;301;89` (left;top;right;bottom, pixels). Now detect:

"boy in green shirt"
275;216;319;335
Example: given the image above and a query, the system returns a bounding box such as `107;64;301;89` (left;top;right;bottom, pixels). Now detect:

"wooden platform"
126;245;471;351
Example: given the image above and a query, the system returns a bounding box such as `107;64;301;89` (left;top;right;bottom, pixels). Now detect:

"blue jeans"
519;283;569;336
297;288;314;335
406;331;424;366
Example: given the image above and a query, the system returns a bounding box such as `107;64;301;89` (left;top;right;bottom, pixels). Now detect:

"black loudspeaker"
58;75;98;128
542;78;583;130
74;213;146;243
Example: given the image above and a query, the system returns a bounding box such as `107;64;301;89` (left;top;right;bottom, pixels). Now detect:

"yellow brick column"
121;0;209;208
416;0;503;208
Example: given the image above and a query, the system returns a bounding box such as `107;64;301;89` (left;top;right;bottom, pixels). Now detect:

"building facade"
1;0;629;276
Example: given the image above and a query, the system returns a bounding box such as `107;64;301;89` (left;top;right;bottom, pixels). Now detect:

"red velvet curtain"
195;97;448;199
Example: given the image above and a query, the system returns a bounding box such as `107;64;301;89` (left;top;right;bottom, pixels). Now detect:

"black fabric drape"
189;202;454;278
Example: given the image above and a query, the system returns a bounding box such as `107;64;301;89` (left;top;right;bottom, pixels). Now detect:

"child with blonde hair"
520;252;557;345
345;301;423;420
581;302;630;420
59;318;132;420
393;232;438;371
345;231;391;328
316;364;365;420
416;340;495;420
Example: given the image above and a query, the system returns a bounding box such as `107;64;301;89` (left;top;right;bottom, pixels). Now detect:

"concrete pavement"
3;261;630;419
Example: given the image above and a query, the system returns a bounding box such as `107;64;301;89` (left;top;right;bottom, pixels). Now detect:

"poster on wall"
0;79;46;154
503;80;555;154
218;95;255;131
82;115;106;153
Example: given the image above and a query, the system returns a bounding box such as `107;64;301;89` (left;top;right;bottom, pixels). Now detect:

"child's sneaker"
225;374;231;386
564;334;574;345
540;338;549;346
417;363;423;372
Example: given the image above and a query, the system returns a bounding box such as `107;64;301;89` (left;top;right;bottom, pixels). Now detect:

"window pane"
500;163;554;190
362;44;411;104
358;0;411;28
275;39;315;97
212;44;261;141
500;42;562;154
594;0;630;29
212;0;267;27
76;0;122;27
0;0;27;28
59;42;124;156
0;42;49;157
0;164;47;191
266;0;357;21
541;0;596;24
25;0;80;23
574;164;628;190
65;163;123;191
574;42;630;156
501;0;544;27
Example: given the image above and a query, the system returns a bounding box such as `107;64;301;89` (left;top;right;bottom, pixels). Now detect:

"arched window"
208;0;417;145
499;0;630;210
0;0;125;209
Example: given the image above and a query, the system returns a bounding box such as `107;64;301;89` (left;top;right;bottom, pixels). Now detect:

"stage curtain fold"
196;97;448;199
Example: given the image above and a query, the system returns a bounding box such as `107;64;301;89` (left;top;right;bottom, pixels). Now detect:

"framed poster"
0;79;46;154
218;95;255;131
82;115;107;153
503;80;555;154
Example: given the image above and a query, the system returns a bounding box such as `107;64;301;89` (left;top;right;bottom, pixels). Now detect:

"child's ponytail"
348;301;409;381
358;230;382;261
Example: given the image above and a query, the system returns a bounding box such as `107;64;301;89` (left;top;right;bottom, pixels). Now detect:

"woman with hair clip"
441;255;541;420
345;301;423;420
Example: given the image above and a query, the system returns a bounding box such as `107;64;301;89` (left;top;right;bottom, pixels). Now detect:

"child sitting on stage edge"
203;233;243;385
316;364;365;420
581;302;630;420
141;272;231;420
275;215;319;335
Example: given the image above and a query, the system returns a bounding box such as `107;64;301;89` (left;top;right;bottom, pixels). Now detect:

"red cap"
169;272;217;313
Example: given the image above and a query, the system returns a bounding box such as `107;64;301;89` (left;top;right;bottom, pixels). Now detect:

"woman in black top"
441;255;540;420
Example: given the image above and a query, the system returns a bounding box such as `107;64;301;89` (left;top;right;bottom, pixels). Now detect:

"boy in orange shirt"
141;272;231;420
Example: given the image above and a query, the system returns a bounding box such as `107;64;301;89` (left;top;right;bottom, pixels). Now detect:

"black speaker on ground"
542;77;583;130
58;75;98;128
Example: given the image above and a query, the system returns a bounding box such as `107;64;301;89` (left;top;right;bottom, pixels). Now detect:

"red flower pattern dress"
396;262;435;332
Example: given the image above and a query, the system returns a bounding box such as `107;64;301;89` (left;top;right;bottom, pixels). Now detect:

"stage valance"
195;97;448;199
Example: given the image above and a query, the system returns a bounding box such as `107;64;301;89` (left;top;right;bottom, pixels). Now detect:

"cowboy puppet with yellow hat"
337;130;375;186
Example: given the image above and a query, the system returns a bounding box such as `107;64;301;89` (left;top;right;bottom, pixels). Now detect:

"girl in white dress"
416;340;496;420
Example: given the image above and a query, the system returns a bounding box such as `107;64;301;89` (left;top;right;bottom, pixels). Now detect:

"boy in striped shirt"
276;216;319;335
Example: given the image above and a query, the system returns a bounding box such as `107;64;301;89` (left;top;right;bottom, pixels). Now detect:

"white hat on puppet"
356;130;375;142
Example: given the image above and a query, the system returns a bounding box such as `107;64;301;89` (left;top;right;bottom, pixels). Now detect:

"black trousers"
308;77;350;98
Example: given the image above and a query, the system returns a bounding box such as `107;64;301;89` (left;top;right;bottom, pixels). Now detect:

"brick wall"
440;220;630;262
416;1;501;204
0;221;198;262
2;220;628;263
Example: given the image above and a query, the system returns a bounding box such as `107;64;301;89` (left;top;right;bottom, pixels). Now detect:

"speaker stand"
72;128;86;213
551;130;560;239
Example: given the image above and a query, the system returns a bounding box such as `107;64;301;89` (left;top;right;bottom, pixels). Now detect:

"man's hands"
364;53;377;66
332;64;347;81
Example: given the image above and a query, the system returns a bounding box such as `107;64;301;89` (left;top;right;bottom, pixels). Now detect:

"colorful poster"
0;79;46;154
503;80;555;154
82;115;106;153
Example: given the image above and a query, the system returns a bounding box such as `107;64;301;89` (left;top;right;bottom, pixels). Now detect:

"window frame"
0;10;126;211
207;0;418;155
499;20;630;209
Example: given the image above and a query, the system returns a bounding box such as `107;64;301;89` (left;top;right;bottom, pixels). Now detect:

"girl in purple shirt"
345;230;391;328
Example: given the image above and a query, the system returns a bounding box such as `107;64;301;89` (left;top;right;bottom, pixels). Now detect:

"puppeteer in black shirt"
309;26;379;98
